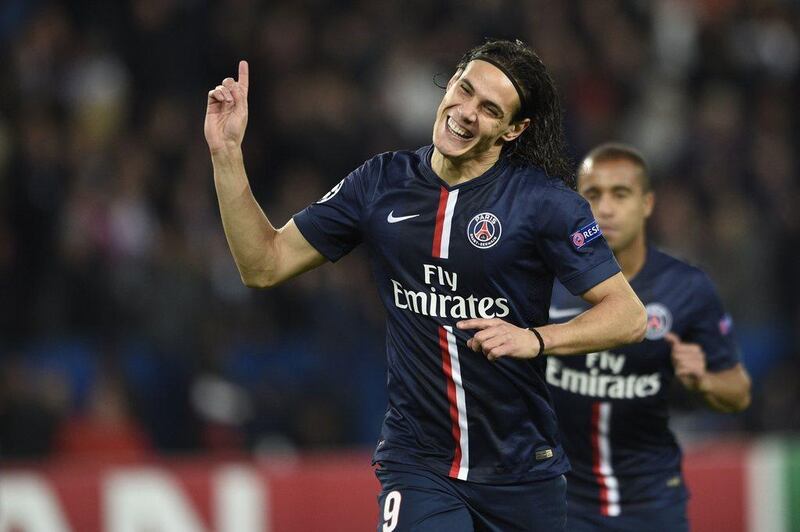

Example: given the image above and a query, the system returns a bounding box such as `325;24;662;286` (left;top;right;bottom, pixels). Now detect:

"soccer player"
205;40;647;531
547;143;752;531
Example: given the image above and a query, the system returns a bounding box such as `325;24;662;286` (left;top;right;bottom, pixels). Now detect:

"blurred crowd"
0;0;798;461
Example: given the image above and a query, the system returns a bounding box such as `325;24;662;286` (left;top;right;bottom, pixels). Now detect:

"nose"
594;194;615;219
458;98;478;124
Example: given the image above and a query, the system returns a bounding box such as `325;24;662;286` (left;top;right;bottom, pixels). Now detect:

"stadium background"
0;0;798;530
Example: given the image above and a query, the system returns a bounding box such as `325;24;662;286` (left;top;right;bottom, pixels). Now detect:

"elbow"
238;244;284;289
240;268;280;289
712;369;752;413
734;392;751;412
716;393;751;414
242;275;274;289
732;374;753;412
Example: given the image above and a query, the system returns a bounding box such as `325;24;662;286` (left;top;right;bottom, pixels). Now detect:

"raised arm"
204;61;325;288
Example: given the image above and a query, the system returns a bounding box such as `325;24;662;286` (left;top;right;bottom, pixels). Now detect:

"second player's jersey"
547;246;740;513
294;145;619;483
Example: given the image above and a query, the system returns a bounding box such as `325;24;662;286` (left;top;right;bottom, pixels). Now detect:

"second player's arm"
696;364;751;413
211;148;325;288
667;331;751;413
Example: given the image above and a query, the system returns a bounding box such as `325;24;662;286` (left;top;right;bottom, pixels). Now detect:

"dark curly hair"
455;39;575;188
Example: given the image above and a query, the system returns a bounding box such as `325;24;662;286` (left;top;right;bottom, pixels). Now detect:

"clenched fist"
665;332;708;392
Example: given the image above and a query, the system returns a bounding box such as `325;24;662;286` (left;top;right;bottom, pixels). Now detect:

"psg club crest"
645;303;673;340
467;212;502;249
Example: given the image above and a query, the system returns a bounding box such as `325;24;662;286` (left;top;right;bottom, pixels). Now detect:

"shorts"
566;499;688;532
375;462;567;532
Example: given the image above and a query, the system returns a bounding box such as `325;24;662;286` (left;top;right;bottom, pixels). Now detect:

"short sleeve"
683;272;741;372
536;185;620;295
293;159;374;262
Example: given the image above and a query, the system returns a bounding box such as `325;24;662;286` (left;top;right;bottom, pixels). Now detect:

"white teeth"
447;117;472;139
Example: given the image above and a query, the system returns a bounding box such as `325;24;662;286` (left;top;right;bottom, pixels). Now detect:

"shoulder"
358;150;401;173
508;162;571;189
507;163;584;211
356;147;427;179
649;247;718;298
342;147;428;205
347;149;413;189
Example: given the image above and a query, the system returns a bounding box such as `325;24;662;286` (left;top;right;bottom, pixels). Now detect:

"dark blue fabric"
566;497;688;532
375;462;567;532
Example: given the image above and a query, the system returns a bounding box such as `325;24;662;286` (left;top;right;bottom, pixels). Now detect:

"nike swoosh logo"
387;211;420;224
549;307;584;320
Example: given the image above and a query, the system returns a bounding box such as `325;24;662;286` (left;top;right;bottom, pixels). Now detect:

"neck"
431;146;501;186
614;232;648;280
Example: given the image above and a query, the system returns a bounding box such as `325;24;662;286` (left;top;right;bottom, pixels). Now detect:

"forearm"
211;147;279;287
540;292;646;356
698;365;751;413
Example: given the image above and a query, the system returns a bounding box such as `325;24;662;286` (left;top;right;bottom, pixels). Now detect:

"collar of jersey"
418;145;509;191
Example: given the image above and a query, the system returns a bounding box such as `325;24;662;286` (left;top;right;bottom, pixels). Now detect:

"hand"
456;319;542;361
665;332;708;392
204;60;249;154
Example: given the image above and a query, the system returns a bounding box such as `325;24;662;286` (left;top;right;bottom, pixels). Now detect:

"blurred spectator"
54;368;151;460
0;354;68;459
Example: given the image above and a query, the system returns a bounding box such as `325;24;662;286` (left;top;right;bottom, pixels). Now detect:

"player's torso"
366;147;566;483
547;248;695;512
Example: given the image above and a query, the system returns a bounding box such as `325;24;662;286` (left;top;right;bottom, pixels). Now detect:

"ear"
643;191;655;219
501;118;530;142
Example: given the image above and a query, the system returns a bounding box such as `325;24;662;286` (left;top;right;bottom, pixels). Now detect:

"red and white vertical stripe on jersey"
433;188;467;477
591;402;620;516
432;187;459;259
439;325;469;480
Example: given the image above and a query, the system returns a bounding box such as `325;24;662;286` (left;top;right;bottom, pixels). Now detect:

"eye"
458;83;471;95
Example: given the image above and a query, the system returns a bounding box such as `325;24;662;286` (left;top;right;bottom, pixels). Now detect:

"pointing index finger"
664;332;681;345
238;60;249;91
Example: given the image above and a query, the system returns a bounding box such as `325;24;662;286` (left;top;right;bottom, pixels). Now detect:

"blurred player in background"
205;41;646;531
547;143;751;531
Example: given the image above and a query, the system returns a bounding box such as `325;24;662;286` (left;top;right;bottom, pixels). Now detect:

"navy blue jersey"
547;246;740;514
293;145;619;483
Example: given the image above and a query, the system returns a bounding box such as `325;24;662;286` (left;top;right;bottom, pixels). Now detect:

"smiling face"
431;60;529;165
578;158;654;252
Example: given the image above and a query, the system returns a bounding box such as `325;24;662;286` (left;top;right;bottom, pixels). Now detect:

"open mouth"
446;116;474;140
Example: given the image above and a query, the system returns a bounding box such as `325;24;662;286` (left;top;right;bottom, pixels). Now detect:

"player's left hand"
665;332;709;392
456;319;542;361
